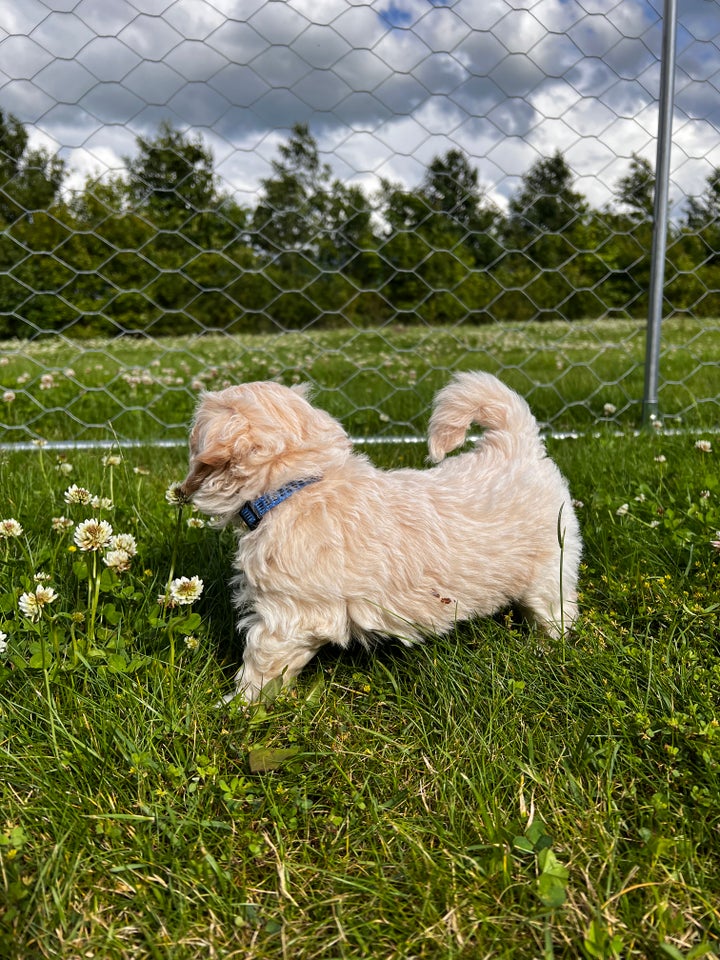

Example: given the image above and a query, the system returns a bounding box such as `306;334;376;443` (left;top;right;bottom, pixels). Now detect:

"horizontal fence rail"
0;0;719;446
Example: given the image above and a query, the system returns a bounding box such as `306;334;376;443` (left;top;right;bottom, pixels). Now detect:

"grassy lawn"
0;327;719;958
1;316;719;445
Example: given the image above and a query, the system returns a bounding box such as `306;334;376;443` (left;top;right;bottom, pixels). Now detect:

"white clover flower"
603;403;617;416
103;549;132;573
64;484;93;505
102;454;122;467
184;635;200;651
169;576;204;606
133;466;150;476
3;390;15;403
695;440;712;453
90;496;113;511
616;503;630;517
110;533;137;557
571;499;584;509
0;518;23;538
56;461;73;476
165;482;190;506
0;631;7;655
33;572;51;583
74;518;113;552
51;516;74;533
19;585;58;621
654;455;667;463
187;517;206;529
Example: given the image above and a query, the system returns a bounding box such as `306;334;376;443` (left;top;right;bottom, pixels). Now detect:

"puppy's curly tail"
427;371;542;463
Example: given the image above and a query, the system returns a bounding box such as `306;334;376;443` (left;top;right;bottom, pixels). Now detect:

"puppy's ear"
180;424;234;496
181;461;214;497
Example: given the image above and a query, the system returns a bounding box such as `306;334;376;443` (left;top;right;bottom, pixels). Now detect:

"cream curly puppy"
180;371;582;703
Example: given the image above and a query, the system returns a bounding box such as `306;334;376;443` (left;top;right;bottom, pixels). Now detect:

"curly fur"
181;372;582;703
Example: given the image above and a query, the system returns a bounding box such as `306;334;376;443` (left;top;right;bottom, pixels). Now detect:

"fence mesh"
1;0;719;446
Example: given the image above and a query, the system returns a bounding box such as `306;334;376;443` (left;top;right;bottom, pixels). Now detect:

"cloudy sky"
1;0;719;212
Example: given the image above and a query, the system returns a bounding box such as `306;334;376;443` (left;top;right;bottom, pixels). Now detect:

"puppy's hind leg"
225;619;329;704
519;578;578;640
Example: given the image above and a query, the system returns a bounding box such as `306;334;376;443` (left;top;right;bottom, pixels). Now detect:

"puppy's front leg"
226;619;328;704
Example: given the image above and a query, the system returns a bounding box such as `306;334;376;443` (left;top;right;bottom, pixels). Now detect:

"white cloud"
0;0;716;213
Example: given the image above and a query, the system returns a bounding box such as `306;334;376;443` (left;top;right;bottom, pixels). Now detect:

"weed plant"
0;431;719;959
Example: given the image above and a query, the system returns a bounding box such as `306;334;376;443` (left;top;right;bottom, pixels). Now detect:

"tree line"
1;110;719;339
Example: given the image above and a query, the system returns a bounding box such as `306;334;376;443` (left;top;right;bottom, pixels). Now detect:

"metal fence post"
643;0;678;427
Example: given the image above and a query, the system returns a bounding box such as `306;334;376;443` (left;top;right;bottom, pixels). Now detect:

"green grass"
1;429;719;959
1;316;719;444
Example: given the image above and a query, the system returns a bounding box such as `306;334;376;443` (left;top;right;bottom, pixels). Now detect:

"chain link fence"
1;0;719;447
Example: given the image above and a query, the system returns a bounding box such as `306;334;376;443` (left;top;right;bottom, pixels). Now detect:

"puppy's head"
181;380;350;524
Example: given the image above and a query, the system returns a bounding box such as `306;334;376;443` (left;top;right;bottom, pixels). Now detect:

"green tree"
251;124;381;328
252;123;375;266
125;121;219;223
507;151;588;239
685;165;720;229
678;165;720;316
615;153;655;221
421;149;501;266
500;151;593;319
0;110;65;224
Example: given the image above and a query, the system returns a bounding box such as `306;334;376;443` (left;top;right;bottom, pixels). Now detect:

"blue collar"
238;477;321;531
